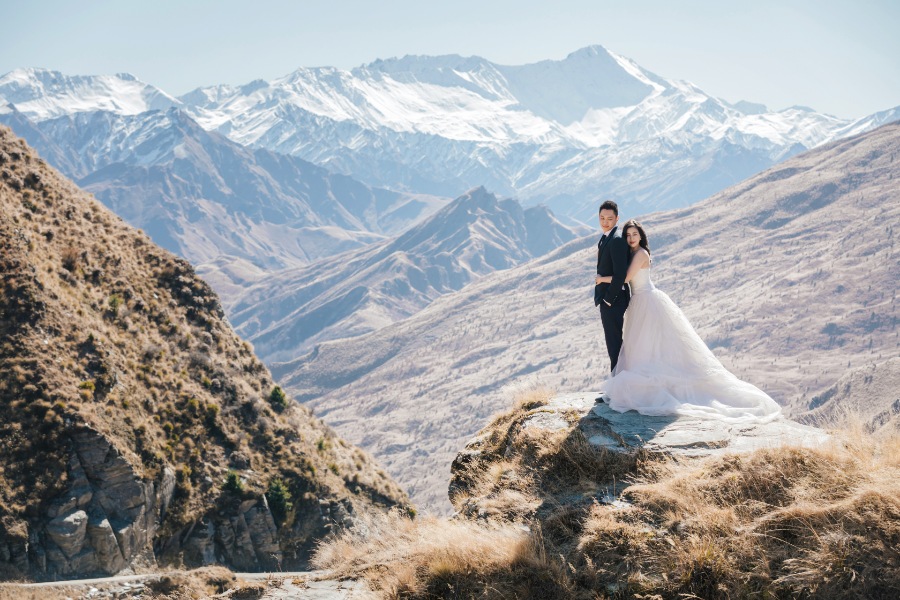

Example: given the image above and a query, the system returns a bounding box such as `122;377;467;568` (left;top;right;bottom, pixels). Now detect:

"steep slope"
0;105;446;276
229;187;585;362
796;357;900;432
272;122;900;512
0;126;409;581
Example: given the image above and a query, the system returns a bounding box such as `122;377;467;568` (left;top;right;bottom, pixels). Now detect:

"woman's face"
625;227;641;249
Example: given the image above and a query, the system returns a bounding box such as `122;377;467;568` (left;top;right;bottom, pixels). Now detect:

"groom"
594;200;630;372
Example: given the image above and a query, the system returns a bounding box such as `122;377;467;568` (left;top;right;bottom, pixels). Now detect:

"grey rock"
244;501;281;570
156;467;177;520
46;510;88;559
87;516;126;574
182;520;217;566
535;393;830;457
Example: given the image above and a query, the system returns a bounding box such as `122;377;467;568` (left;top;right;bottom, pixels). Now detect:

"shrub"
266;478;293;525
223;470;244;494
107;294;123;313
268;386;288;412
61;246;79;271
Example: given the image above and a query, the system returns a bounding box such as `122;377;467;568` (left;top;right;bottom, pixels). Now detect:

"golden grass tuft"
144;566;237;598
313;509;571;599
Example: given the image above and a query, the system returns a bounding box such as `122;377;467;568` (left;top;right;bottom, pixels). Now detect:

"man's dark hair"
599;200;619;216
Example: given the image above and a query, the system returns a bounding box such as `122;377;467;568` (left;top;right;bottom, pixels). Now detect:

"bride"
595;219;781;421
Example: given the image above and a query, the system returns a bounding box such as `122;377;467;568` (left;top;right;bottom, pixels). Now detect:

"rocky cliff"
0;126;410;581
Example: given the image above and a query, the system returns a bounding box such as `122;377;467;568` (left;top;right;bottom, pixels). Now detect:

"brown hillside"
0;126;409;581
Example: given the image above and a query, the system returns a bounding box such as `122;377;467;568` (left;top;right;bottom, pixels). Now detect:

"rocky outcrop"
539;393;829;456
176;498;281;572
2;426;171;579
450;392;830;514
5;424;363;580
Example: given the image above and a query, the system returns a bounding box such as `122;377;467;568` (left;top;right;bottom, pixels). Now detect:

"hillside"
797;357;900;432
0;126;409;581
229;187;585;362
273;122;900;513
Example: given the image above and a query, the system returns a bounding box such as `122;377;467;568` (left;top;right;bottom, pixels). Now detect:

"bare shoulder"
632;248;651;265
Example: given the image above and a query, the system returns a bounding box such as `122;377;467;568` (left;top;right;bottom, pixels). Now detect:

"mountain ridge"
229;187;586;362
4;48;897;224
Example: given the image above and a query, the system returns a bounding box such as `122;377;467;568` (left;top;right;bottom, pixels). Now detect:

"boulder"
45;510;88;559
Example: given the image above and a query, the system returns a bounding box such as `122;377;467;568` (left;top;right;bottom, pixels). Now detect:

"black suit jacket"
594;225;630;306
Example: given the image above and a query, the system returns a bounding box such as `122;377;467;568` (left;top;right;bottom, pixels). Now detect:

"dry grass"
144;566;237;599
312;509;571;599
318;392;900;599
573;421;900;598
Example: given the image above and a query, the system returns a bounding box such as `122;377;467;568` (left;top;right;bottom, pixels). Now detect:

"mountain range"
0;101;446;281
271;122;900;512
3;46;898;230
228;187;586;362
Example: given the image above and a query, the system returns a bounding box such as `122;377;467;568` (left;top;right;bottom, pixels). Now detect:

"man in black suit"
594;200;630;372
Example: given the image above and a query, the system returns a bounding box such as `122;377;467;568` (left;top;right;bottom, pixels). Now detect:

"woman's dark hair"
622;219;650;256
598;200;618;216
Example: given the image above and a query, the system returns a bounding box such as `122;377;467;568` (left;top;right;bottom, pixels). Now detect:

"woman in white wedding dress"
596;220;781;422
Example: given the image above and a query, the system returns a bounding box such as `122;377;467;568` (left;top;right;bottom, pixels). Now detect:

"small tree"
268;386;288;412
266;478;293;525
223;470;244;494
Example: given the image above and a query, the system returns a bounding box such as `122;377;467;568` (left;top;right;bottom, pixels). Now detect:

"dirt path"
1;570;376;599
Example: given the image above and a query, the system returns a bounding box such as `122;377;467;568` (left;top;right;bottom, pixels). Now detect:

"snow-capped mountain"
4;47;897;226
172;46;898;221
228;187;586;362
0;68;179;120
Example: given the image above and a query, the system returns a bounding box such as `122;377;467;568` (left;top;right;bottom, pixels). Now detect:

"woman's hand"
595;275;611;285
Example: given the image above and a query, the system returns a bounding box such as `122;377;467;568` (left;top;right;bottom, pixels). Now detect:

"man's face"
599;209;618;233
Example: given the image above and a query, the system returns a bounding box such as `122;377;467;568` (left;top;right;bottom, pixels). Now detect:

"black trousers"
599;296;629;372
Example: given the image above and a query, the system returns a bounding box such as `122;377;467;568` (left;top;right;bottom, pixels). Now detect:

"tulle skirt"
603;288;781;422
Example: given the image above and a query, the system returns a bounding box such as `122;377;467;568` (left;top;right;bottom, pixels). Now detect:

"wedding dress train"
603;267;781;422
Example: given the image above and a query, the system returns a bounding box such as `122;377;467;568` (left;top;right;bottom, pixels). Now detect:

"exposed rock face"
0;427;165;579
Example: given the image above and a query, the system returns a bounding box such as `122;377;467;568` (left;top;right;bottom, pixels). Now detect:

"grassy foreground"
313;389;900;599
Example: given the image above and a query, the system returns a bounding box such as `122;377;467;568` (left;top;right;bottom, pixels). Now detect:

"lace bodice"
629;268;655;294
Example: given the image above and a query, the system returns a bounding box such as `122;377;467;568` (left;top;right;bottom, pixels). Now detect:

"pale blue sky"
2;0;898;118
